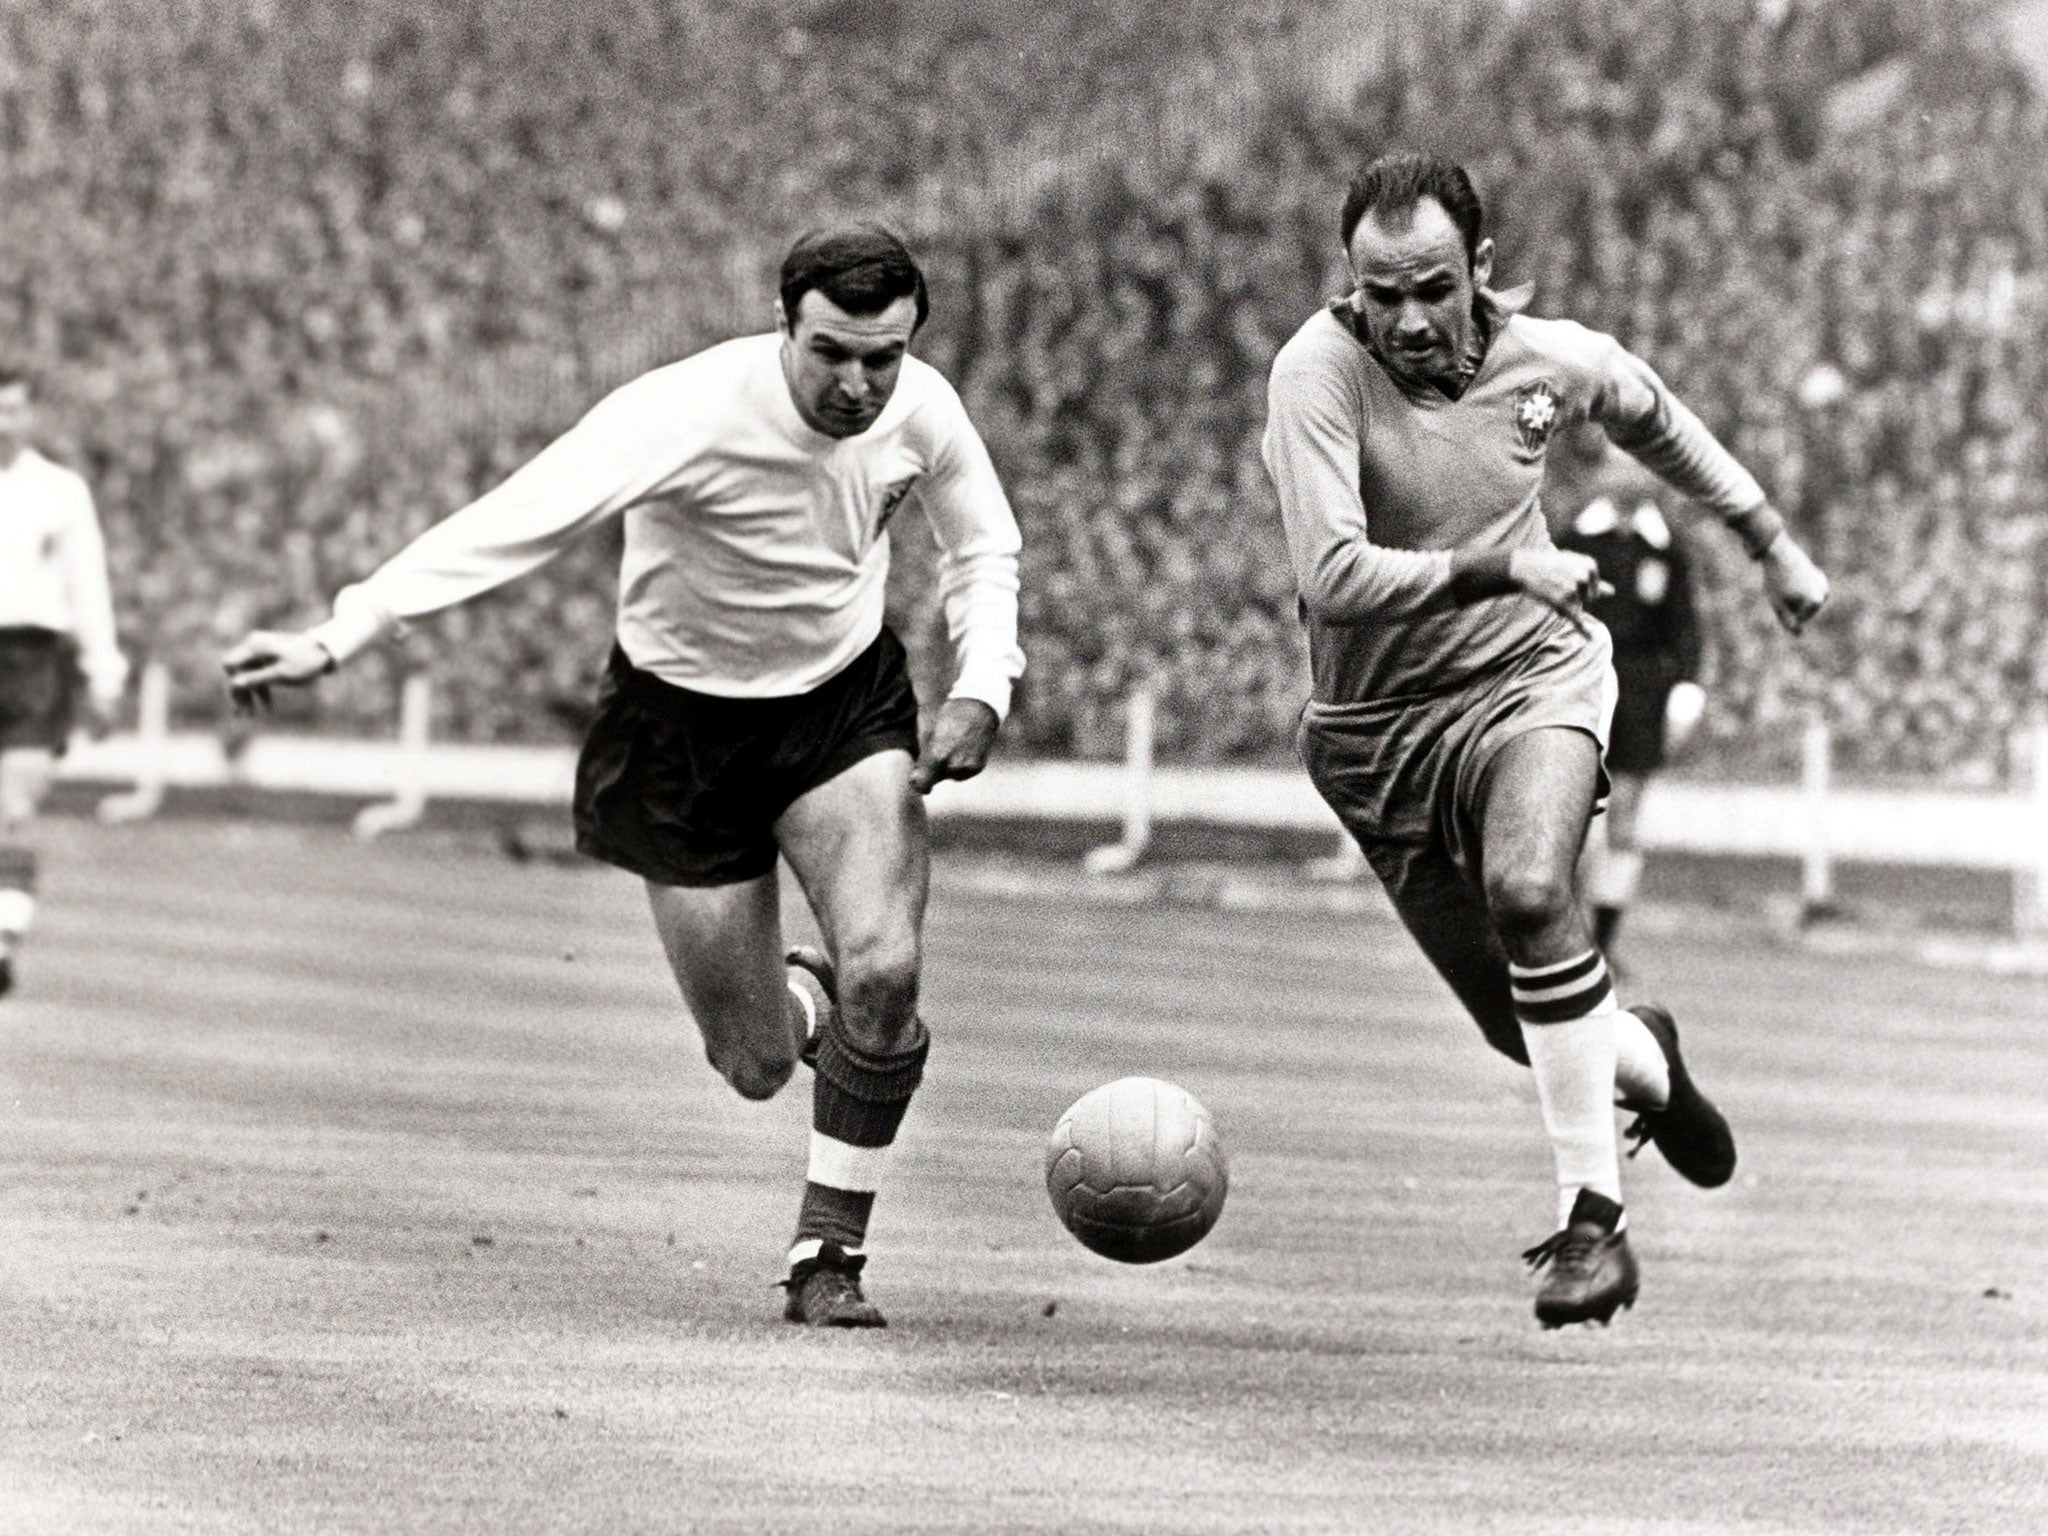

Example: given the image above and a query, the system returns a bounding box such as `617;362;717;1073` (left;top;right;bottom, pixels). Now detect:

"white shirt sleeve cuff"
946;666;1014;723
305;601;391;667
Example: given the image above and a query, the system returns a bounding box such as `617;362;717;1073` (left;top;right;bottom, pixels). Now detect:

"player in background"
0;367;127;998
1262;154;1829;1327
1557;447;1706;971
223;226;1025;1328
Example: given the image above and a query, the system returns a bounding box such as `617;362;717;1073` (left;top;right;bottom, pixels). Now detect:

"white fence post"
1799;711;1833;918
2015;719;2048;938
1082;678;1155;874
351;672;434;840
96;660;172;824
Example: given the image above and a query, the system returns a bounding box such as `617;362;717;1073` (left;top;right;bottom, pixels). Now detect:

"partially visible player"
1558;450;1706;969
1263;154;1829;1326
223;226;1025;1327
0;367;127;998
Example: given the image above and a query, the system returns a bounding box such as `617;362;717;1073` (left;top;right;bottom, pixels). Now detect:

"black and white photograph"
3;1;2044;1530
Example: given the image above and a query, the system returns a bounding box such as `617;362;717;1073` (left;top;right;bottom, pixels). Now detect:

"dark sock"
793;1187;876;1253
794;1023;929;1252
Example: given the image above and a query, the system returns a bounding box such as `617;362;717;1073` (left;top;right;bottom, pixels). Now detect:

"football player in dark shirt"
1263;153;1828;1327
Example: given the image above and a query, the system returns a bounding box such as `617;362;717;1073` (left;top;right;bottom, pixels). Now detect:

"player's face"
1345;198;1494;389
778;290;920;439
0;383;33;461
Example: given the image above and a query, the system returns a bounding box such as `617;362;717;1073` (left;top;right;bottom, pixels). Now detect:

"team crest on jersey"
875;475;919;531
1512;380;1562;454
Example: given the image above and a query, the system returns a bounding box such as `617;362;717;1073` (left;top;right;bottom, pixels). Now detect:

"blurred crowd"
2;0;2041;777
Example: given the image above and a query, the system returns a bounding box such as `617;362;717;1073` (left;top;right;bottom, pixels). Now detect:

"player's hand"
910;698;1000;795
1760;535;1829;635
1508;548;1614;634
222;630;336;715
1664;680;1707;756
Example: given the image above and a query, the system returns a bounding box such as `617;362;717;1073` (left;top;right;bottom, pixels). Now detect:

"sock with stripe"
1511;949;1623;1230
0;844;37;951
790;1019;929;1262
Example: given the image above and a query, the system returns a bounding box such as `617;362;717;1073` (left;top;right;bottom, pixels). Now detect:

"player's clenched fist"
909;697;1000;795
1507;548;1614;633
222;629;337;714
1759;535;1829;635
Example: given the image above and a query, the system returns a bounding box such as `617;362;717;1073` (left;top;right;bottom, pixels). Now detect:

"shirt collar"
1330;283;1533;402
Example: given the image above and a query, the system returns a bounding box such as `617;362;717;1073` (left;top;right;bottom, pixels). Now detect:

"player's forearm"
1599;354;1779;555
936;546;1024;720
1295;536;1460;621
305;524;566;666
1265;375;1467;621
305;427;638;664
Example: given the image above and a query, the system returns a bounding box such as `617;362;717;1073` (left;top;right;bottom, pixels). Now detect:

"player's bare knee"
1485;867;1575;942
835;939;922;1052
710;1041;797;1101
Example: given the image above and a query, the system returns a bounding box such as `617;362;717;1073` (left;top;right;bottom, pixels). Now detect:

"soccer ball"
1044;1077;1229;1264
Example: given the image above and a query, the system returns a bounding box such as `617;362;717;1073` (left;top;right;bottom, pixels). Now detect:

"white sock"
1613;1007;1670;1110
0;889;35;940
786;977;818;1035
1511;953;1624;1228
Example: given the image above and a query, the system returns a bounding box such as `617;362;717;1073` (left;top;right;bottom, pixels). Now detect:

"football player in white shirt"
0;367;127;998
224;227;1025;1327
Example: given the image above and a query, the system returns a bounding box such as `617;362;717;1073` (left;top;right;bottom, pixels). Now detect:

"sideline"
56;727;2044;869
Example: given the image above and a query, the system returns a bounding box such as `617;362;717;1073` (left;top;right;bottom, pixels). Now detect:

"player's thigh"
0;748;59;827
774;747;928;1040
1360;837;1526;1064
1478;728;1603;894
1603;771;1647;849
643;870;792;1063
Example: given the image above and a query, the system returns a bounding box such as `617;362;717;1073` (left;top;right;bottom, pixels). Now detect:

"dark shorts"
1298;629;1616;1065
0;628;80;755
1606;664;1672;775
572;628;921;887
1298;625;1616;882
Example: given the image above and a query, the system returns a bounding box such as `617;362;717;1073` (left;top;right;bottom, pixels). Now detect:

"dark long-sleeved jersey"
1262;288;1759;704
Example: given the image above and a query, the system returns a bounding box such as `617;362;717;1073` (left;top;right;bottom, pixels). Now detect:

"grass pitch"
3;820;2044;1534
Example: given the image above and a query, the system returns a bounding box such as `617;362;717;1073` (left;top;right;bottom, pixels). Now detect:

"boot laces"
1522;1226;1601;1274
1623;1114;1653;1159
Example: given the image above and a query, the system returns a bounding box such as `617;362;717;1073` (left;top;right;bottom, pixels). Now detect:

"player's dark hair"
778;223;929;331
1340;153;1486;268
0;364;33;393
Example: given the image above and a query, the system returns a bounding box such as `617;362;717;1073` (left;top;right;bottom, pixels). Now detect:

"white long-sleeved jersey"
309;335;1026;717
0;447;125;701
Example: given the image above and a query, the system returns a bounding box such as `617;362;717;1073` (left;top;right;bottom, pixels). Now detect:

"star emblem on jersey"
1513;381;1562;454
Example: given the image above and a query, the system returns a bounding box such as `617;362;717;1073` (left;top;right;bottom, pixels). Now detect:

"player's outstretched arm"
909;698;1000;795
222;630;338;715
1590;341;1830;634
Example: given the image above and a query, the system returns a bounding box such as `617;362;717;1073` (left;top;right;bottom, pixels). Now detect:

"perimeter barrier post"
96;659;172;824
1082;678;1155;875
1798;710;1833;921
2015;718;2048;938
352;671;434;840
